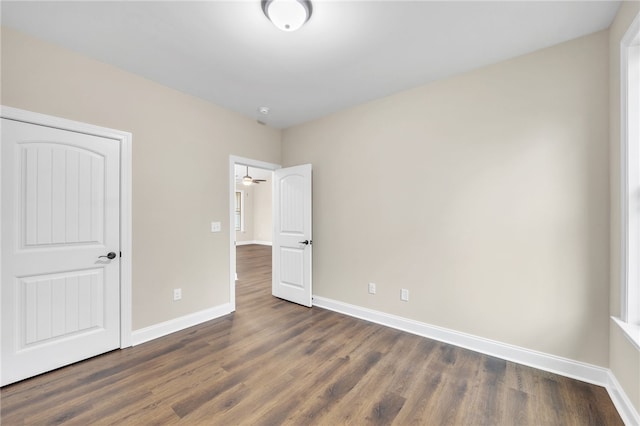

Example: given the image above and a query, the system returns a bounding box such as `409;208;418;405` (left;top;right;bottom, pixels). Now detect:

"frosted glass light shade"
262;0;312;32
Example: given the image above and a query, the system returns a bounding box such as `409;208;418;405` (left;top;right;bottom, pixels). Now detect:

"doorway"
234;165;273;247
228;156;313;309
228;156;279;311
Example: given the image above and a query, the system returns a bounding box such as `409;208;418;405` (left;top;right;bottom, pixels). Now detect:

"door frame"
1;106;133;347
228;155;280;310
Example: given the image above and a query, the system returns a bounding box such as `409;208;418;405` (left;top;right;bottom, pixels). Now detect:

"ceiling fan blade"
241;165;267;184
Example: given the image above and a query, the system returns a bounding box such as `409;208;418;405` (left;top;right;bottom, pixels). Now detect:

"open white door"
1;118;121;385
272;164;312;307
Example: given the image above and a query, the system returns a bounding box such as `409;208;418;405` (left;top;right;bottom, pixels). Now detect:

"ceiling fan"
241;166;266;186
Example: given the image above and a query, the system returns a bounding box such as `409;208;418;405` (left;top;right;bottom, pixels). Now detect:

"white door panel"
21;269;106;345
273;164;312;307
21;143;106;246
1;118;121;386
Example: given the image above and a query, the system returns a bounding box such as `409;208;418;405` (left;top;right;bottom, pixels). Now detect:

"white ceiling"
1;1;620;129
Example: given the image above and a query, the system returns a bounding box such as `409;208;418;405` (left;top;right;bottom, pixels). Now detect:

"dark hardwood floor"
1;244;623;425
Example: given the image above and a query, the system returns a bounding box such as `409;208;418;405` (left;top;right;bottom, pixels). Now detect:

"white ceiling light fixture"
262;0;312;32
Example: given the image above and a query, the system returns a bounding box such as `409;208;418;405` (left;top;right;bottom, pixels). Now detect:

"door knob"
99;252;117;260
298;240;312;245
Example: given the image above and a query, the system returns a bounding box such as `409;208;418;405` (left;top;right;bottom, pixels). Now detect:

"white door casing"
1;107;132;386
272;164;312;307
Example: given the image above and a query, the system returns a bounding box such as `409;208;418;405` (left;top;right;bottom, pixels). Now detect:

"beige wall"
283;31;610;366
235;181;271;244
253;181;272;243
609;1;640;413
1;27;282;330
235;186;255;243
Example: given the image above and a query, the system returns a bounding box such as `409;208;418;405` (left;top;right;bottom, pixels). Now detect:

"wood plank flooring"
1;244;624;425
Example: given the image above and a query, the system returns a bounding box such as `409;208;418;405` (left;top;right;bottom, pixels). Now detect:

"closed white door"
1;119;121;386
272;164;312;307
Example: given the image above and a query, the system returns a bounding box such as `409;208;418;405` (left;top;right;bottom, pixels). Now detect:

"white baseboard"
312;296;639;425
236;240;272;246
131;303;234;346
607;370;640;426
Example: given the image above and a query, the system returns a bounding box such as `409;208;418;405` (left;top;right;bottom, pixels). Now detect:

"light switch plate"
211;222;221;232
401;288;409;301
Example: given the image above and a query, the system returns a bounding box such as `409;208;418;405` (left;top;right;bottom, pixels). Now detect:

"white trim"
606;369;640;426
613;316;640;351
620;23;628;324
0;106;133;349
614;13;640;426
236;240;272;246
313;296;608;384
620;10;640;327
131;303;233;346
313;296;639;424
229;155;280;312
119;123;133;348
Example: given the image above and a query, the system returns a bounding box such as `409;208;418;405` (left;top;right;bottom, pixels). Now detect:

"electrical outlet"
368;282;376;295
173;288;182;301
211;222;221;232
401;288;409;301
